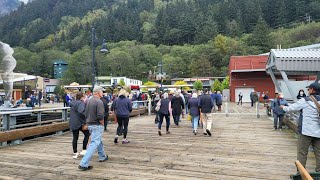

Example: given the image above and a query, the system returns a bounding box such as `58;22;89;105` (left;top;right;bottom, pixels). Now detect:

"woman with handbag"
69;92;90;159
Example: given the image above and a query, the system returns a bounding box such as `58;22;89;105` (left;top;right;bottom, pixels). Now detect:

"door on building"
235;87;254;103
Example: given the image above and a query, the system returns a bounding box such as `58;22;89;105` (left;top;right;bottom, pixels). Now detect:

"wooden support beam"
295;160;314;180
0;108;148;143
283;117;299;134
0;122;69;143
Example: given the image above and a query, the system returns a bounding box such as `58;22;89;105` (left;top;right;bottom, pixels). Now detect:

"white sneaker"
80;150;87;156
73;152;80;159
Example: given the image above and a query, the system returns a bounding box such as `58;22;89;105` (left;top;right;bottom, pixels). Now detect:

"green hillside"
1;0;320;84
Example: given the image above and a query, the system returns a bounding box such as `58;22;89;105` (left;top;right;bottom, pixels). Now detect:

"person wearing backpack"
281;82;320;172
271;92;288;130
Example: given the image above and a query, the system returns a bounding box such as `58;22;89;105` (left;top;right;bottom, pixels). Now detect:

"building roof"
259;43;320;55
0;73;36;84
270;49;320;59
229;55;269;73
266;49;320;75
171;77;225;81
53;60;68;65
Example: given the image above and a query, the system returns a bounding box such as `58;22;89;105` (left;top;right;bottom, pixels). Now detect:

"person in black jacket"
171;91;184;126
157;92;172;136
199;89;214;136
69;92;90;159
100;93;110;131
112;89;132;144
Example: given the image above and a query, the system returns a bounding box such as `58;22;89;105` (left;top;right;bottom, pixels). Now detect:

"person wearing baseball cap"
306;82;320;93
281;81;320;172
79;86;108;171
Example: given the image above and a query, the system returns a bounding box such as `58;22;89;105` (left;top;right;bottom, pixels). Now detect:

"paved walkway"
0;105;316;179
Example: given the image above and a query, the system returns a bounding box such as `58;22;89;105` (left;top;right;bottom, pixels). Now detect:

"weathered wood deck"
0;103;316;179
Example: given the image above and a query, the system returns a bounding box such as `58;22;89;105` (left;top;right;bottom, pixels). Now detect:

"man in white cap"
79;86;108;171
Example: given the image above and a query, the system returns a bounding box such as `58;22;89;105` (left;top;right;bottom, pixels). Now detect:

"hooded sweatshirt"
114;95;132;117
69;100;86;130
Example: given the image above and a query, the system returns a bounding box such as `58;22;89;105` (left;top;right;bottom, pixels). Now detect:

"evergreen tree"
247;16;271;53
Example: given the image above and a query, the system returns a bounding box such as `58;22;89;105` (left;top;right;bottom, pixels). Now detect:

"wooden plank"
0;122;69;142
0;103;313;179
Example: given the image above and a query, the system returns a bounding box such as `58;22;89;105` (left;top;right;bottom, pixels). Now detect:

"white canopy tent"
0;73;36;84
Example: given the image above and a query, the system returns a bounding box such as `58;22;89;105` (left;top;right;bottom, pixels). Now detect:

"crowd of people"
153;88;223;136
68;86;225;170
68;86;134;170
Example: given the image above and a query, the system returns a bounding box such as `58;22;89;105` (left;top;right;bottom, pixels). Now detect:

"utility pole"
305;13;311;24
160;59;163;91
91;27;96;91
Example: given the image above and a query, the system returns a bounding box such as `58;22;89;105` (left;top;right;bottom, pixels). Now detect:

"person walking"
178;89;185;119
69;92;90;159
216;91;222;111
250;91;259;107
262;91;269;105
280;82;320;172
78;86;108;171
154;92;161;124
113;89;132;144
63;92;68;107
188;93;200;135
237;92;243;105
271;92;287;130
171;91;184;126
157;92;172;136
100;93;110;132
210;91;217;112
38;90;42;107
199;89;214;136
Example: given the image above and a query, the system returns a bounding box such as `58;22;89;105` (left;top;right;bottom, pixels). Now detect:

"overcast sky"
19;0;29;4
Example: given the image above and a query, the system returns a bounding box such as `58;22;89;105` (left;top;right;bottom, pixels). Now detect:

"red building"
229;55;275;102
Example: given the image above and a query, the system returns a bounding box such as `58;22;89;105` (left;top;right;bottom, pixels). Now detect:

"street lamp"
158;59;163;91
91;27;109;91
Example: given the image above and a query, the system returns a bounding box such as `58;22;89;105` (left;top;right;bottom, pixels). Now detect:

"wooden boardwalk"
0;103;317;179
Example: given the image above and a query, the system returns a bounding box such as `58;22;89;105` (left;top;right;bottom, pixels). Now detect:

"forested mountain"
1;0;320;84
0;0;21;17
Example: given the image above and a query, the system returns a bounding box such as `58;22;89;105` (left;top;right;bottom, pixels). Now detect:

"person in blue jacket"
112;89;132;144
271;92;288;130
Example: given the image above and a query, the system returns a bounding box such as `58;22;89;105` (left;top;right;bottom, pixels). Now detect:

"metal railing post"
148;99;151;116
62;109;67;121
4;114;10;131
256;101;260;118
37;112;42;126
225;97;229;117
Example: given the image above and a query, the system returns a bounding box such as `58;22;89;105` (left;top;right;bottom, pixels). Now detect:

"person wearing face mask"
271;92;288;130
280;82;320;172
297;89;307;100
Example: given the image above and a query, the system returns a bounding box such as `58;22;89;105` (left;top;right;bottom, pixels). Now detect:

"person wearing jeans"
188;93;200;135
79;86;108;171
158;93;172;136
79;125;107;168
271;92;287;130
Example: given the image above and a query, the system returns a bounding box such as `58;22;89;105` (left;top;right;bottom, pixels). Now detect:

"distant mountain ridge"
0;0;21;17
